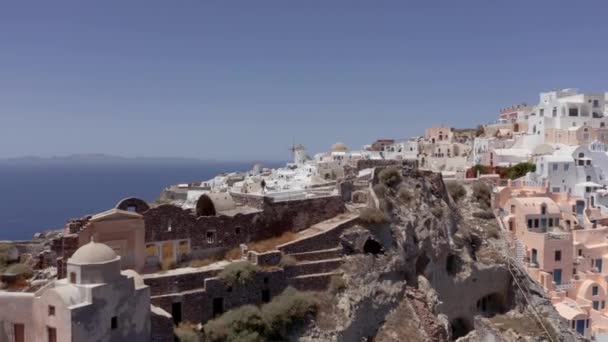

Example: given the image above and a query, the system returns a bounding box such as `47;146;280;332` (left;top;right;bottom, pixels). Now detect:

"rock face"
295;168;585;342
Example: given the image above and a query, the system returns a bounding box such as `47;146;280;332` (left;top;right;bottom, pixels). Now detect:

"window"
564;164;569;171
206;231;216;244
548;218;554;226
146;244;157;257
578;249;582;256
552;163;558;172
111;316;117;330
540;108;544;116
527;219;533;228
555;250;561;261
555;218;559;226
593;99;600;108
48;305;55;316
69;272;76;283
603;301;606;309
510;205;515;214
534;219;539;228
541;204;547;215
552;107;557;117
569;107;579;116
594;301;600;310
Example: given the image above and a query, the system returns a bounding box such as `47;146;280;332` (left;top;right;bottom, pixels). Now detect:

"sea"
0;160;283;241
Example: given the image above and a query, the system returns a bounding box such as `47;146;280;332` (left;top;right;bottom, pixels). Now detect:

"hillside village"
1;88;608;341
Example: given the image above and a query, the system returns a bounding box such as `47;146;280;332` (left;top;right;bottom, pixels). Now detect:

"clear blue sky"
1;1;607;160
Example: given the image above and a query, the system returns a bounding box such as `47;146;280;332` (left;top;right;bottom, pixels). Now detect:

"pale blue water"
0;161;282;240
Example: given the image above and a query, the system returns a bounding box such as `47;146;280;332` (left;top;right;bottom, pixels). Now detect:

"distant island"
0;154;282;166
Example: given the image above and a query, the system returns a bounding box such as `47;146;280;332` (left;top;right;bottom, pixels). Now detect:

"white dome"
70;241;118;264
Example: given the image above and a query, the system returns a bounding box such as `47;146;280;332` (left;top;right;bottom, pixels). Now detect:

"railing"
555;281;576;291
547;231;571;240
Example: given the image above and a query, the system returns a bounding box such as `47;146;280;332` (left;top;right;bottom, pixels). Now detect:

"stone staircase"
284;249;344;291
514;239;525;264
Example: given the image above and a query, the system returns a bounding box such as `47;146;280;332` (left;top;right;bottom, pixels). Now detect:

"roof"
511;197;560;215
554;301;586;320
69;241;118;264
576;182;602;187
493;148;531;156
90;208;143;222
545;154;574;163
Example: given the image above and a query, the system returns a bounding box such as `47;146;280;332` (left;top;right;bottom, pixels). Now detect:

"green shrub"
430;207;444;218
0;244;13;270
446;182;466;202
175;323;202;342
397;187;414;204
504;162;536;180
203;287;317;341
359;208;389;225
279;254;297;267
472;211;495;220
4;263;32;278
204;305;266;342
378;167;402;188
472;182;492;209
373;184;388;198
218;261;258;286
261;287;318;339
329;274;346;293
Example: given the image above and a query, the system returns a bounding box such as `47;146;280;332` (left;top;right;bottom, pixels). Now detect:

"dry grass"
490;313;558;340
190;258;218;268
224;247;242;260
249;231;297;253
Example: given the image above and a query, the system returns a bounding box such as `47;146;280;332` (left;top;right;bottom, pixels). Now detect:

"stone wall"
278;216;358;254
355;159;418;172
143;195;345;259
144;268;220;296
149;270;288;324
150;305;174;342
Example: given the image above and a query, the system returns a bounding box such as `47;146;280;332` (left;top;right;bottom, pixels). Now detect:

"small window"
527;219;533;228
594;301;599;310
48;305;55;316
206;231;216;244
69;272;76;283
578;249;582;256
510;205;515;214
593;286;599;296
552;163;558;171
603;301;606;309
111;316;117;330
534;219;539;228
548;218;553;227
541;204;547;215
555;250;561;262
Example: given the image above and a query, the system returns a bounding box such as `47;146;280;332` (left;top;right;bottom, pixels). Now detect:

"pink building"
425;126;453;144
497;182;608;337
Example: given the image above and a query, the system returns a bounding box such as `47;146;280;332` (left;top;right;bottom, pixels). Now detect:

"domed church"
0;240;151;342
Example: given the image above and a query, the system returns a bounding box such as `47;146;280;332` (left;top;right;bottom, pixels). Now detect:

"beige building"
0;241;151;342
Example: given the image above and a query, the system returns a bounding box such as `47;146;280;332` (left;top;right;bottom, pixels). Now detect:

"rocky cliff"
295;168;585;342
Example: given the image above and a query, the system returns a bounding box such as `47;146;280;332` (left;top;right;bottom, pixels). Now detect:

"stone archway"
116;197;150;213
196;194;217;216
